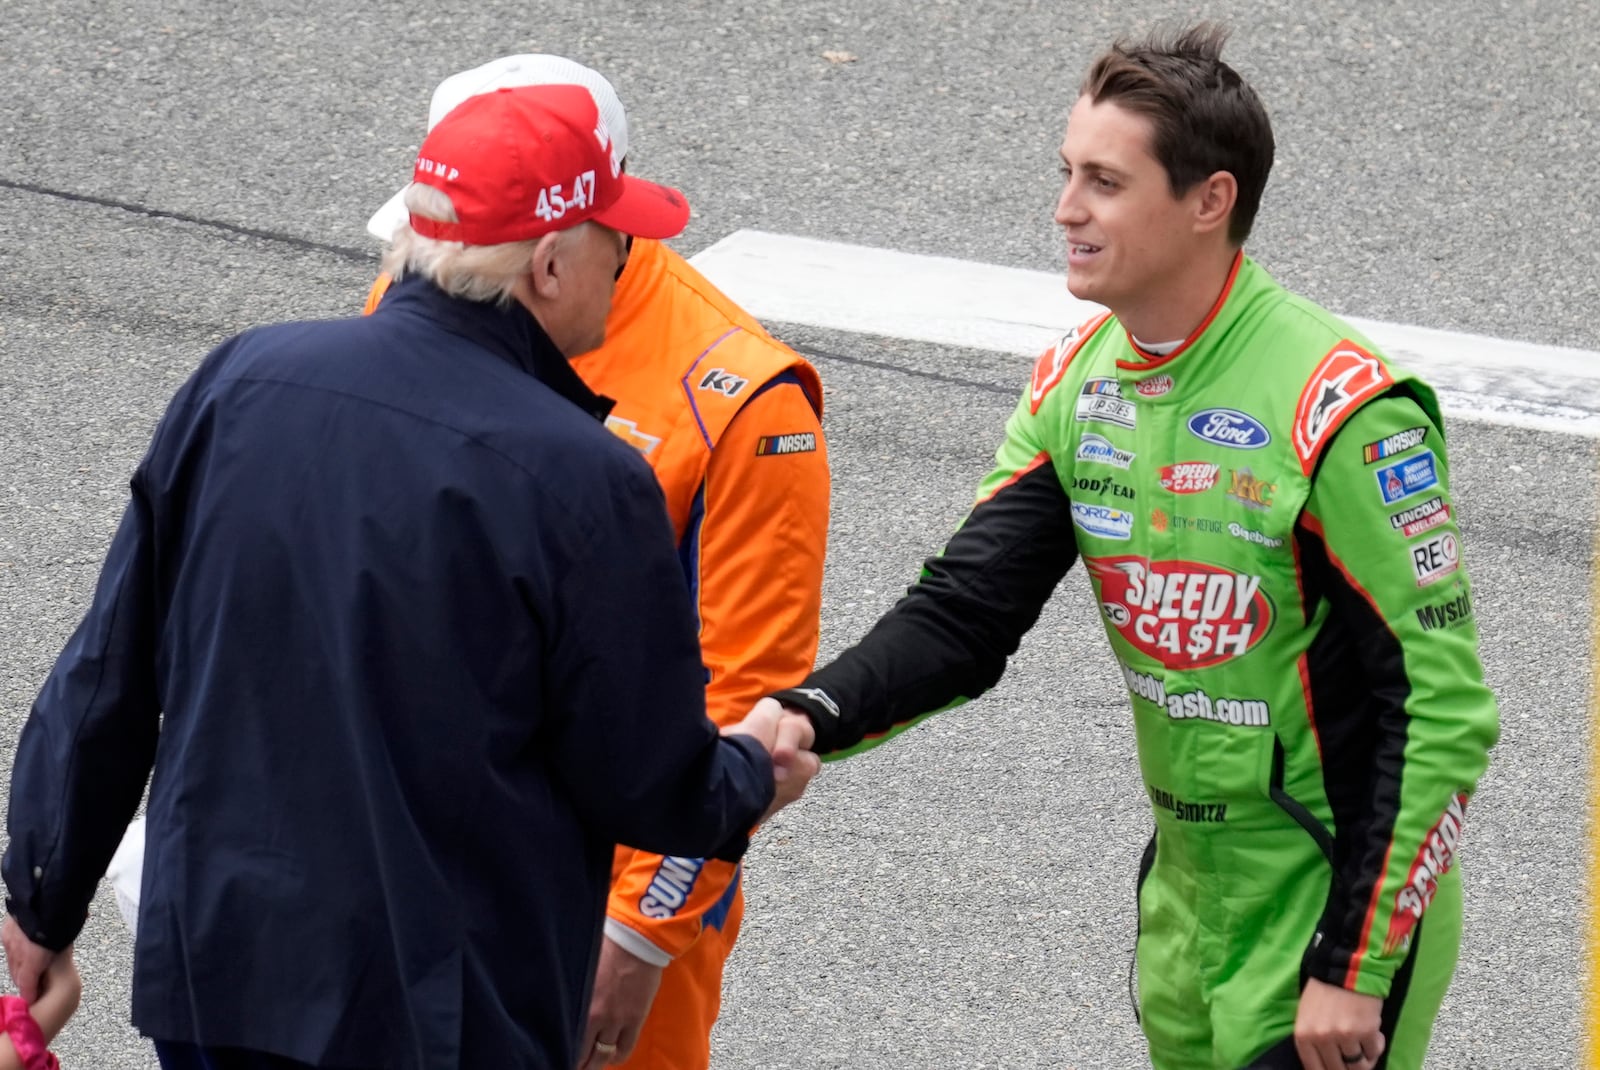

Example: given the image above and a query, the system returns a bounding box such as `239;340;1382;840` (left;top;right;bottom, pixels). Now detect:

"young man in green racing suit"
769;24;1498;1070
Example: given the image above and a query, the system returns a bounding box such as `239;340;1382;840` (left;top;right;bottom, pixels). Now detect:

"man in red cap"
363;58;831;1070
1;84;818;1070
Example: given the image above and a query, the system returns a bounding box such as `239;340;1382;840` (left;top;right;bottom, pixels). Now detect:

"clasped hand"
722;697;820;820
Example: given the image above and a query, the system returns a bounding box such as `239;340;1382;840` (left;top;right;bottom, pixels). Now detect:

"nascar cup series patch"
1076;378;1137;429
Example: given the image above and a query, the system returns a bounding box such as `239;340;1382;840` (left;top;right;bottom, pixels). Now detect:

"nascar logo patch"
755;432;817;456
1363;426;1428;464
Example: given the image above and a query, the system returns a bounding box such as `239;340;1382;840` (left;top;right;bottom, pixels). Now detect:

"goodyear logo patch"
755;432;817;456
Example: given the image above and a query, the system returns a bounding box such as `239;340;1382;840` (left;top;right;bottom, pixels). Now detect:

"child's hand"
30;949;78;1043
0;919;53;1006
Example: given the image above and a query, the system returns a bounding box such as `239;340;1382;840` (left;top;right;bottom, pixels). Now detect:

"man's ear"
526;232;566;300
1193;171;1238;237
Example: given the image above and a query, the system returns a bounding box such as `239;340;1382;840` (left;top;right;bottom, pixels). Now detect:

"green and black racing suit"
776;254;1499;1070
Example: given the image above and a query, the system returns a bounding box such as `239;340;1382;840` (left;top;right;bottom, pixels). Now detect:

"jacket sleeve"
1296;392;1499;996
3;477;164;949
542;449;775;865
773;387;1079;757
606;379;829;964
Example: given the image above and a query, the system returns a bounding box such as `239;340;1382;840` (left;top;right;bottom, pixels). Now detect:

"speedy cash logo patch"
1135;374;1174;398
1086;556;1274;669
1159;462;1220;494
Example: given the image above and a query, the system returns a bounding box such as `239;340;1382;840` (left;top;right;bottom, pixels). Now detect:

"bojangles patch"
1293;343;1394;474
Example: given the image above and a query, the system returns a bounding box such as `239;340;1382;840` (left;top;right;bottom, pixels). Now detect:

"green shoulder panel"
976;312;1113;504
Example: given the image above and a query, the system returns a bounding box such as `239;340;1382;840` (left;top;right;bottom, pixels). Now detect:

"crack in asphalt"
0;177;376;264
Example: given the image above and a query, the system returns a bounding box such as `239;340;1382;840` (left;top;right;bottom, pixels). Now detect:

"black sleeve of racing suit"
774;456;1077;755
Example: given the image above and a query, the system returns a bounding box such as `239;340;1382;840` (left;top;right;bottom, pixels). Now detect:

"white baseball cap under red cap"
367;54;635;242
407;84;688;245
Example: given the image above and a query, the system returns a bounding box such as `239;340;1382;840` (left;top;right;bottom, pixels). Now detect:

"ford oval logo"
1187;408;1271;449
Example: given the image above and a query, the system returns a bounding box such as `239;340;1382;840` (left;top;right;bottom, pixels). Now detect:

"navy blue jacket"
2;277;775;1068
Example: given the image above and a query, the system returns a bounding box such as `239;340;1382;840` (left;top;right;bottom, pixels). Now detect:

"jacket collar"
380;275;615;422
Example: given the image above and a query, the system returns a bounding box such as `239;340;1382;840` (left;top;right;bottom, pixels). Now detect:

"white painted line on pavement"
690;229;1600;438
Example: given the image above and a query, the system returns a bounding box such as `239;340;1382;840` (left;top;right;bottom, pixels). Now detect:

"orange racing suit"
364;237;829;1068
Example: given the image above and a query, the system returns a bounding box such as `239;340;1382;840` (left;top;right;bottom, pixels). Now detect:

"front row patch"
755;432;817;456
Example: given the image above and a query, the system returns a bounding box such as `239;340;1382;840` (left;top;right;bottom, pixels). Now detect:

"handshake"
721;697;821;821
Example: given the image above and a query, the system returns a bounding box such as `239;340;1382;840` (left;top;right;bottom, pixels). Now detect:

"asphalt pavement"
1;2;1594;1067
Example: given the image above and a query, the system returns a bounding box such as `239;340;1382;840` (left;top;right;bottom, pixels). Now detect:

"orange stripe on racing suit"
365;238;828;1069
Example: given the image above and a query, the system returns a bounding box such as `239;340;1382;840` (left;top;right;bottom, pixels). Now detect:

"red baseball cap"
408;83;689;245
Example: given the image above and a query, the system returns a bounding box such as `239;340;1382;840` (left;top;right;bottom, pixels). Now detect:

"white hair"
380;183;554;306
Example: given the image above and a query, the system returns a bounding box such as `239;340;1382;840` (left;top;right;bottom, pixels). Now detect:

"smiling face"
1054;94;1219;332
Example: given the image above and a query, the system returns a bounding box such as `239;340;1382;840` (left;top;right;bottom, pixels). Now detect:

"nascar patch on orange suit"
755;432;817;456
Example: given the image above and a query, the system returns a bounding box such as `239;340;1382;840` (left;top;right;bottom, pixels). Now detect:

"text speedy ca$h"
1086;557;1274;669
